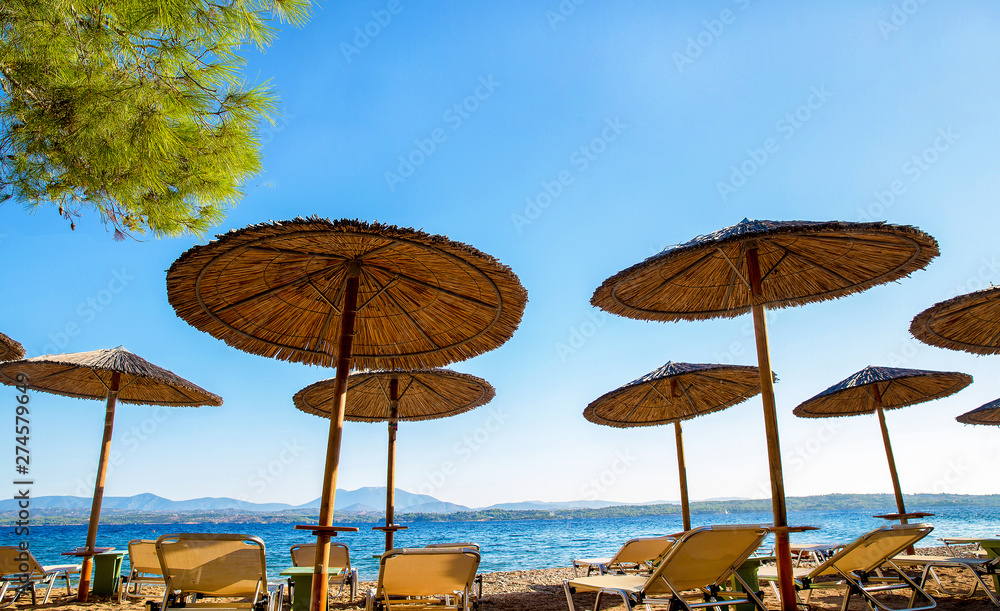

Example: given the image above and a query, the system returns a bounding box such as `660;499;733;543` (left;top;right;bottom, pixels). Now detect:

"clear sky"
2;1;999;510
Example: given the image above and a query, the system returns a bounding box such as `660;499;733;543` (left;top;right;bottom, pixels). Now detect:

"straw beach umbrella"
584;361;770;530
910;286;1000;355
167;217;526;611
957;398;1000;425
0;331;25;362
295;369;494;551
0;347;221;602
794;365;971;551
591;218;938;610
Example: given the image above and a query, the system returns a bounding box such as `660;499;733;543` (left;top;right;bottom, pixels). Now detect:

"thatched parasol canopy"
584;361;766;428
910;286;1000;355
166;217;528;370
0;332;25;362
0;346;220;602
295;369;494;422
793;366;972;418
794;364;970;550
168;217;525;611
592;219;938;321
590;218;938;611
295;369;493;551
956;398;1000;426
0;347;223;406
584;361;769;530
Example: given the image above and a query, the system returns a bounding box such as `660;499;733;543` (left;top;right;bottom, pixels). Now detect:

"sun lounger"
155;533;283;611
0;546;80;606
757;523;936;610
940;537;990;557
424;543;483;608
571;535;675;577
366;546;481;611
894;538;1000;606
563;525;769;611
290;542;358;601
119;539;165;603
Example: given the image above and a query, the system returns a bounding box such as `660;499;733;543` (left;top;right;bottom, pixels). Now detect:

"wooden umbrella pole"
311;264;361;611
77;372;120;603
873;387;907;517
746;248;796;611
673;421;691;531
385;378;399;552
873;386;915;553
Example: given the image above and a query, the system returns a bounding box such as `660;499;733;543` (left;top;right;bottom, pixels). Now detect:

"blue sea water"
5;506;998;581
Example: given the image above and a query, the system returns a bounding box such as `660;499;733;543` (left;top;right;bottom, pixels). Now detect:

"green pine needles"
0;0;310;239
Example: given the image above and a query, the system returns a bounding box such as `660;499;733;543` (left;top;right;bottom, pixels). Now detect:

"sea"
7;506;999;581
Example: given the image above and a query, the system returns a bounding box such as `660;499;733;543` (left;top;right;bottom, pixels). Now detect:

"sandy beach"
7;544;995;611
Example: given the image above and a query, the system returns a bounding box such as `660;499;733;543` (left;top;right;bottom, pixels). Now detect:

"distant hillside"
0;489;1000;525
296;487;443;512
0;493;294;512
483;499;676;511
0;487;444;514
405;501;471;513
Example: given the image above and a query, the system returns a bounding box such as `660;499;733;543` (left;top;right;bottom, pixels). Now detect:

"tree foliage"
0;0;309;238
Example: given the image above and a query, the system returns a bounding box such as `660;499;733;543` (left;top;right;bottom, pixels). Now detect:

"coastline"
5;493;1000;526
4;545;994;611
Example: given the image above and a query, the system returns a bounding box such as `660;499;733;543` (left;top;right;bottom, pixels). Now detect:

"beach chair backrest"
811;523;933;578
377;547;480;598
156;533;265;598
128;540;161;575
642;525;768;595
425;542;480;551
611;536;675;566
290;543;350;570
0;547;43;577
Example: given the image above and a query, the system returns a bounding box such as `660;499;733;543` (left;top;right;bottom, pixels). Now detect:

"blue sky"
2;1;1000;509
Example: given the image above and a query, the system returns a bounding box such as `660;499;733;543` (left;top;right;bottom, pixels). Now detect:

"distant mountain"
339;503;380;513
404;501;471;514
481;499;678;511
295;487;443;512
0;488;439;513
0;493;296;512
1;489;693;515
